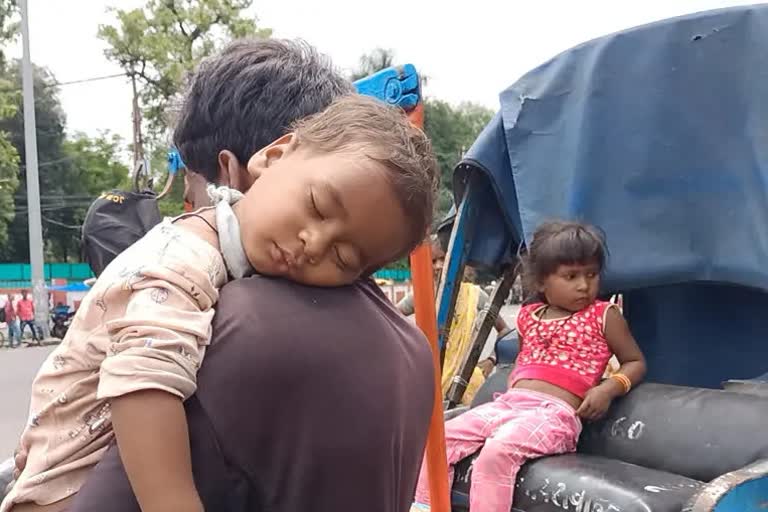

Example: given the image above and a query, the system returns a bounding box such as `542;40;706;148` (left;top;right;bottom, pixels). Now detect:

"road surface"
0;345;55;457
0;304;521;459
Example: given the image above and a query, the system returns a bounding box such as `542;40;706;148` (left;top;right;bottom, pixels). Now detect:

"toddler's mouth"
271;243;302;269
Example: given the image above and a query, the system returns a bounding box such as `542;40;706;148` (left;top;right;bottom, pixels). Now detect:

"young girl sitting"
3;95;439;512
412;220;646;512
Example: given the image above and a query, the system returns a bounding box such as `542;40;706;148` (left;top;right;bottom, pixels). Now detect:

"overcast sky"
7;0;752;157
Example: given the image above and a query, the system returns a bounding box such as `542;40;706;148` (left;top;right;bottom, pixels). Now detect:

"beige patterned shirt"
1;218;227;511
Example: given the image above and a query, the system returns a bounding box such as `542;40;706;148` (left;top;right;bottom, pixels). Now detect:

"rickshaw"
415;4;768;512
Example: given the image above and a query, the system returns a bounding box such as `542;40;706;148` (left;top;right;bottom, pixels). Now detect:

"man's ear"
216;150;253;194
246;133;297;180
216;150;242;189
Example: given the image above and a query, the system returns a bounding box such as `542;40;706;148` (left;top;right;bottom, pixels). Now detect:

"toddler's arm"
112;390;202;512
98;264;219;512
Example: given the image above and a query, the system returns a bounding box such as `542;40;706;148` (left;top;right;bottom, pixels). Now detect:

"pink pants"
414;388;582;512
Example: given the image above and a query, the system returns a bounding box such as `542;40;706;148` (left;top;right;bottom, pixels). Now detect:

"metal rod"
20;0;50;338
407;101;450;512
131;73;144;171
410;242;451;512
446;268;516;407
435;176;476;360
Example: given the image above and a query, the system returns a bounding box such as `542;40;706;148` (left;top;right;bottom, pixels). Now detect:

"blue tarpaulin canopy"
455;4;768;387
48;282;90;292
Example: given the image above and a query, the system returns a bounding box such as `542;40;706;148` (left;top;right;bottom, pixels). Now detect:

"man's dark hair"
173;38;353;182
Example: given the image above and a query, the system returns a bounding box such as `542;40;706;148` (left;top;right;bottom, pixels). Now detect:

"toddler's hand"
13;447;26;480
2;447;25;496
576;386;614;421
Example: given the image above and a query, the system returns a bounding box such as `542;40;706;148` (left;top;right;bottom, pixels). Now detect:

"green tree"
0;0;17;46
0;0;19;248
63;132;131;196
424;100;493;217
98;0;271;137
0;62;69;262
0;87;19;248
0;62;128;262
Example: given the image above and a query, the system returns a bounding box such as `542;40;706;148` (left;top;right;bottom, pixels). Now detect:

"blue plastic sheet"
455;5;768;387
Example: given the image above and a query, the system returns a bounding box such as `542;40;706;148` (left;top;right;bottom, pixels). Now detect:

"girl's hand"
477;358;495;377
603;306;646;391
576;385;615;421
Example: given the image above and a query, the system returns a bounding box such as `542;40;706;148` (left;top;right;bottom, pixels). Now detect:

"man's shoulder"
197;277;434;512
201;274;434;432
211;276;431;365
217;275;402;324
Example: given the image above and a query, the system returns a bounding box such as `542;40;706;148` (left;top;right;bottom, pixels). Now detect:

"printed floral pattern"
515;301;613;384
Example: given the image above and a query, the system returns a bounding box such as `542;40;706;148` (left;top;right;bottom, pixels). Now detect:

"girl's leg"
468;391;581;512
413;400;509;506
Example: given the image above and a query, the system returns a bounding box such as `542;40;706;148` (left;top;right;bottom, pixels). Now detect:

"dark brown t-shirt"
70;276;434;512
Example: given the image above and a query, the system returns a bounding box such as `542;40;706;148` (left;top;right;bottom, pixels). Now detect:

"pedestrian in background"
17;290;39;345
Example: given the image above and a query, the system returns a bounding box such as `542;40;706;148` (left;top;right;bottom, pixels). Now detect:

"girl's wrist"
600;377;626;398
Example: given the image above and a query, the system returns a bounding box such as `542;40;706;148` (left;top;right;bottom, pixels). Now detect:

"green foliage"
1;1;269;261
0;62;66;261
63;132;131;196
0;61;128;262
0;121;19;246
98;0;271;137
423;99;493;219
0;0;19;247
0;0;17;62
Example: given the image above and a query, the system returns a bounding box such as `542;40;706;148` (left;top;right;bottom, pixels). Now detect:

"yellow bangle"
610;373;632;394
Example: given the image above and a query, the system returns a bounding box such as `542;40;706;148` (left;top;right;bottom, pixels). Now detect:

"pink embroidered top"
509;300;616;398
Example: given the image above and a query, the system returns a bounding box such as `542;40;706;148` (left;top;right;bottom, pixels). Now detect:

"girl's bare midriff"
512;379;583;410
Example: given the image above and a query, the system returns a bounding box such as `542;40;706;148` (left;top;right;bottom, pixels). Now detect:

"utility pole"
20;0;50;338
130;72;144;170
130;70;149;190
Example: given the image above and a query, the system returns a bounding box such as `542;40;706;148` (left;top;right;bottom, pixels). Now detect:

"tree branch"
125;59;161;89
164;0;190;38
189;14;222;42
